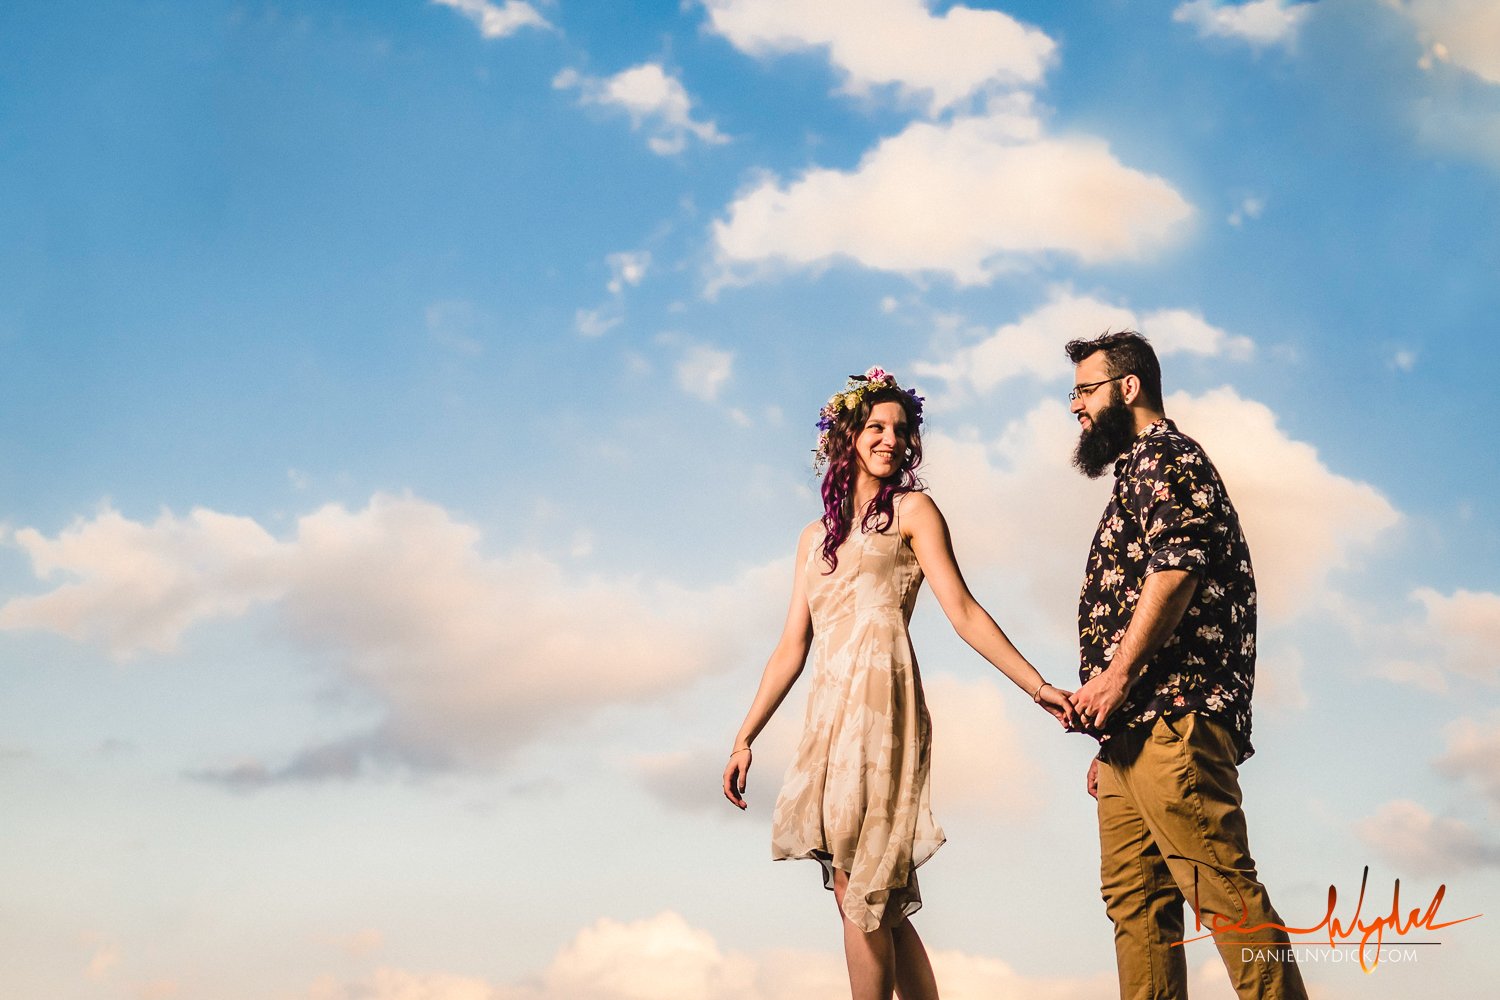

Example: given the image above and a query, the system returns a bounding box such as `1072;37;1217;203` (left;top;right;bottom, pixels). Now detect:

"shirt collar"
1112;417;1173;477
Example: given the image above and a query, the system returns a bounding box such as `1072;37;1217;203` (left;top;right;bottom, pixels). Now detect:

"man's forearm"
1106;568;1199;686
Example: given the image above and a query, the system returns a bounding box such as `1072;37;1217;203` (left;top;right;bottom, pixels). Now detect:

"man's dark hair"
1064;329;1164;411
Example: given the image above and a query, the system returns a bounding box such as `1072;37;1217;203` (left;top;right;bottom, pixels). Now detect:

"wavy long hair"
819;386;925;572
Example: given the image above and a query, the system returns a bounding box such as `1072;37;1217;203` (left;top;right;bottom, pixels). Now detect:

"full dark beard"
1072;390;1136;479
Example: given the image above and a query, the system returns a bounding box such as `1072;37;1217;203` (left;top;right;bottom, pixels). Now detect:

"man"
1065;330;1306;999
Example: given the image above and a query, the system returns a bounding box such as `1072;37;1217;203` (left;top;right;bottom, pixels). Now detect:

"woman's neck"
851;473;882;514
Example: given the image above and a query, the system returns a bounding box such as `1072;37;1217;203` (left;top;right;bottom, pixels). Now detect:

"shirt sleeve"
1129;441;1217;577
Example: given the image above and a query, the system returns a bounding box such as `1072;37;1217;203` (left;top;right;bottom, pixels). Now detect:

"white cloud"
1409;92;1500;171
431;0;549;39
917;388;1398;635
304;911;1121;1000
635;663;1047;821
918;408;1119;643
1400;0;1500;85
699;0;1056;115
575;250;652;337
924;673;1042;817
575;305;622;338
914;290;1251;400
1355;799;1500;873
0;506;287;657
1387;346;1419;371
1402;587;1500;684
606;251;651;294
538;913;761;1000
555;64;727;155
675;343;735;401
0;496;785;779
1172;388;1401;621
1143;309;1255;360
914;292;1126;394
1435;712;1500;806
712;101;1194;286
1172;1;1313;49
1227;194;1265;227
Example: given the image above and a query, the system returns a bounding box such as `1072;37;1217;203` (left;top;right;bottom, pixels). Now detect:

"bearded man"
1066;330;1307;1000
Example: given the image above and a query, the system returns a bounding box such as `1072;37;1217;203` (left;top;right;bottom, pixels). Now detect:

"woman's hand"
1036;683;1079;728
722;748;752;810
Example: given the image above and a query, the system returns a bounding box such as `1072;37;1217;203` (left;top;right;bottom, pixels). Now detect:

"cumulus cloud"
916;388;1397;637
0;506;287;657
1435;712;1500;806
675;343;736;401
913;290;1251;398
431;0;550;39
914;292;1126;393
1172;1;1313;49
305;911;1121;1000
0;496;785;782
1400;0;1500;85
640;671;1049;819
1395;587;1500;685
554;64;727;155
1355;799;1500;873
924;673;1043;817
699;0;1056;115
1145;309;1255;360
712;100;1194;286
1171;388;1400;620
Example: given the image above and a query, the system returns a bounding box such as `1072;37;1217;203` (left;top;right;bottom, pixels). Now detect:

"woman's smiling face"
854;400;910;482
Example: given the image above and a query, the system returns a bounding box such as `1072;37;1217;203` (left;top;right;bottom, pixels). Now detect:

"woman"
722;367;1076;1000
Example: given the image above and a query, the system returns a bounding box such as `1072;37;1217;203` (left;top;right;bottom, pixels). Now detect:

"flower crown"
813;366;925;474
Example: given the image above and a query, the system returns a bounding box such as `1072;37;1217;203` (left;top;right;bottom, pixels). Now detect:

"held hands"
722;747;752;810
1071;665;1131;732
1033;682;1079;729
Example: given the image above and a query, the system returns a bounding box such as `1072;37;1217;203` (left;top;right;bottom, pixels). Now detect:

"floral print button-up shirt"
1079;418;1256;764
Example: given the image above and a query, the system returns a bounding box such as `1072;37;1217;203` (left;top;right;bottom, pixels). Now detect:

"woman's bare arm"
723;521;819;809
901;492;1076;726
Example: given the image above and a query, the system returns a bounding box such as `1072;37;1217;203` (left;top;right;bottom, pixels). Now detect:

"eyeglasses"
1068;375;1130;401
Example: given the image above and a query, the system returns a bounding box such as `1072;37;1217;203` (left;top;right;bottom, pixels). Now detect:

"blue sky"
1;1;1497;997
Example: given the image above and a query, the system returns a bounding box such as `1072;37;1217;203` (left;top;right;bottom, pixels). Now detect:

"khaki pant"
1097;713;1307;1000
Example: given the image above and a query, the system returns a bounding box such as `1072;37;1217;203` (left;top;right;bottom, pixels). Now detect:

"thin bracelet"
729;746;752;757
1031;681;1050;704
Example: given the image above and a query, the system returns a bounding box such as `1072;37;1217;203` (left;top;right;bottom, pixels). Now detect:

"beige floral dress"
770;497;946;932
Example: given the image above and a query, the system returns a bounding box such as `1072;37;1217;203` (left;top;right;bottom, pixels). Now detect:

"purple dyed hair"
819;386;925;572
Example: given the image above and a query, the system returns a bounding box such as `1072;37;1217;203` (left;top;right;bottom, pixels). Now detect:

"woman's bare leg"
832;869;896;1000
891;918;939;1000
830;870;941;999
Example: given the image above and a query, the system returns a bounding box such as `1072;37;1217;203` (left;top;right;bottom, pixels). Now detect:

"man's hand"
1073;664;1132;731
1086;758;1099;800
